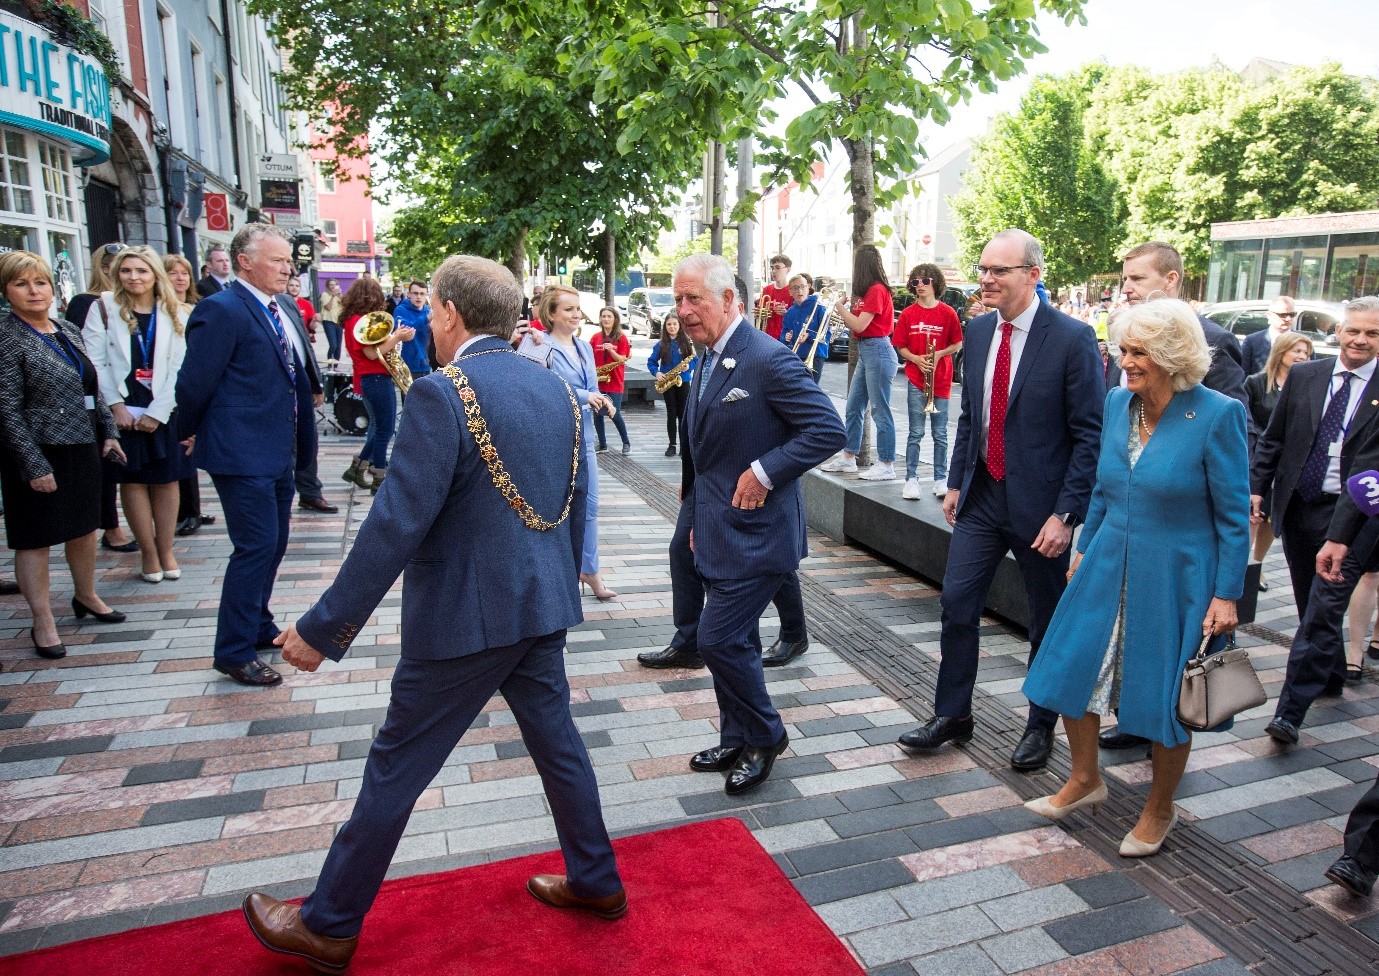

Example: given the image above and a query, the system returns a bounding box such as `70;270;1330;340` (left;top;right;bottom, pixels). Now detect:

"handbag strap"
1187;630;1216;666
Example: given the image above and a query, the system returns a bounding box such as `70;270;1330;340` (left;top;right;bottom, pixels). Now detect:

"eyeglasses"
972;264;1033;279
909;277;935;287
100;243;126;256
1273;311;1296;318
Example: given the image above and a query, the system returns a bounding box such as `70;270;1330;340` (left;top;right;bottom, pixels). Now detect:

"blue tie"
1298;372;1354;500
266;299;297;382
698;349;716;400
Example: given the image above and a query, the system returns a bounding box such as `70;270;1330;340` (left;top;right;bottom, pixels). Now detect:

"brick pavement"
0;360;1377;974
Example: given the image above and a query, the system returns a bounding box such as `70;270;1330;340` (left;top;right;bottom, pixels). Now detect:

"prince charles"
242;256;624;973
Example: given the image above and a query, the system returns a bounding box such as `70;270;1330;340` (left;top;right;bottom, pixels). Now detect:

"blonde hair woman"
82;246;193;583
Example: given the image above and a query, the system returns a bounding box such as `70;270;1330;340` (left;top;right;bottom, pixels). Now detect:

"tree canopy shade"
248;0;702;283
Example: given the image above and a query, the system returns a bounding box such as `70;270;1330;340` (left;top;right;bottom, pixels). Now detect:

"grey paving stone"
109;722;252;749
836;784;905;812
892;768;1000;802
1313;782;1373;814
203;849;330;894
1042;898;1180;955
0;735;114;761
910;943;1004;976
1209;749;1333;787
891;866;1029;918
234;766;307;790
813;890;908;935
1252;796;1335;829
677;779;802;815
1197;810;1274;842
1175;768;1352;819
751;795;850;828
1264;849;1339;892
445;815;558;856
787;829;919;876
978;884;1089;931
792;765;905;797
0;818;225;873
794;714;875;737
405;795;549;835
1067;871;1145;908
848;905;1000;967
36;907;152;949
906;814;1001;851
771;755;837;779
980;927;1069;974
0;713;32;730
122;759;205;786
1175;961;1253;976
141;790;266;826
793;859;917;906
828;798;948;839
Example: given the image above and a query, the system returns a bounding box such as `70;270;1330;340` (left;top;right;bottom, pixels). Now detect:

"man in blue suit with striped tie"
176;224;313;687
675;255;845;796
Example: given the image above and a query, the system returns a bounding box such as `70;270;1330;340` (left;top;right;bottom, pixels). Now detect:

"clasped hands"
111;403;158;433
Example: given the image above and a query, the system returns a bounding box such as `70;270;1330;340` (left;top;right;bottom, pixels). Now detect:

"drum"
323;372;350;404
333;390;369;436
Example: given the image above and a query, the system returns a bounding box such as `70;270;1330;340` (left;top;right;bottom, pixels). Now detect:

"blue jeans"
593;392;630;449
322;320;343;361
843;337;898;462
905;386;950;481
359;373;397;468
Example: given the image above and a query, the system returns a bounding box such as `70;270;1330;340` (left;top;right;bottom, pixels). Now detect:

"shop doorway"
85;179;120;247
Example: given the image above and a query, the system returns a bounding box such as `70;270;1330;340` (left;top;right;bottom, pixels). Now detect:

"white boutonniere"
723;358;736;370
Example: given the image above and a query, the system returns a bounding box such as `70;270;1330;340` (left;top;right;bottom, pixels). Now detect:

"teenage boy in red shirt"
893;263;963;500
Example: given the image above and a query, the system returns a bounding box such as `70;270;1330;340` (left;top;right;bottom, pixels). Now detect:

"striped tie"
266;299;297;382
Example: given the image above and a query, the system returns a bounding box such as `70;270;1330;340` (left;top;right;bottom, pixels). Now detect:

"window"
321;219;338;250
190;44;209;165
39;142;76;223
158;6;188;149
1326;234;1379;303
0;130;34;215
317;162;336;194
87;0;110;33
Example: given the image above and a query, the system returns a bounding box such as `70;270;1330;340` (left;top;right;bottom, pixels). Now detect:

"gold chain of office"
442;350;581;531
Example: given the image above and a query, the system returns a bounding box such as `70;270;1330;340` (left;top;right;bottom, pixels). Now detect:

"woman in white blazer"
82;246;192;582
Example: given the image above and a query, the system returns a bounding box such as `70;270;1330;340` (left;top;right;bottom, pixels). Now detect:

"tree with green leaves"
950;67;1123;290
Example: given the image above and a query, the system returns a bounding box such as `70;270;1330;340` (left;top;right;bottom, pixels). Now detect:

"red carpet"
2;818;864;976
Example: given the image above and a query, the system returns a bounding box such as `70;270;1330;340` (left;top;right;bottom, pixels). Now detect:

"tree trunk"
603;230;616;306
506;226;527;283
710;140;727;255
843;13;877;465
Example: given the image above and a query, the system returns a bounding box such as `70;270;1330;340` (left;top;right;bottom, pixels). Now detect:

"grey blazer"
0;314;118;481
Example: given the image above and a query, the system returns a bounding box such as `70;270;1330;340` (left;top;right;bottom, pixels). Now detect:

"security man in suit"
272;288;338;514
897;229;1105;772
197;246;231;297
1255;297;1379;745
176;225;313;687
673;254;844;796
243;256;625;973
1242;296;1297;378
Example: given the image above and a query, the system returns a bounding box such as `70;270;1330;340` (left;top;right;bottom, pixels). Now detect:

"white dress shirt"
1322;356;1376;495
980;296;1039;460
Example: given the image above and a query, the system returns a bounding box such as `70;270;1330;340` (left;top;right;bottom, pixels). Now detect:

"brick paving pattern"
1;357;1378;974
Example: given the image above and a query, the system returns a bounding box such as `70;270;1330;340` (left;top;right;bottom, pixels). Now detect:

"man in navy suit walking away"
898;230;1105;772
675;255;845;796
242;256;623;972
177;224;313;687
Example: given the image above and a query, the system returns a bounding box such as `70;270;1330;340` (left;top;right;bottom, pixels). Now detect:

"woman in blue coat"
1022;299;1250;858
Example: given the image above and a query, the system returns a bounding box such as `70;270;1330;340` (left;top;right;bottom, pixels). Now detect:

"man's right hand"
942;488;960;525
1317;541;1349;583
1249;494;1264;524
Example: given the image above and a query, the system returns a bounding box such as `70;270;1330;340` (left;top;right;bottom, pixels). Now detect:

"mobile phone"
105;448;125;465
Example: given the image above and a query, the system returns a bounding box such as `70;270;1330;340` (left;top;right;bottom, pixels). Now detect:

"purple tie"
1298;372;1353;500
266;299;297;381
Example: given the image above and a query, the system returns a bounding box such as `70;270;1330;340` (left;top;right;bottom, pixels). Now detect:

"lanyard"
135;306;157;367
22;318;83;382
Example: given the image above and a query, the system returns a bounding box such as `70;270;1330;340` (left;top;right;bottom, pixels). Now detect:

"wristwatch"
1055;512;1081;528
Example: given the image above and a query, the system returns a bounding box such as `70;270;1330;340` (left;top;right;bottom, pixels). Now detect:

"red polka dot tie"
987;321;1013;481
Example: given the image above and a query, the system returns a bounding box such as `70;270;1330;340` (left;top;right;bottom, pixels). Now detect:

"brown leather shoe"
243;892;358;973
526;875;627;920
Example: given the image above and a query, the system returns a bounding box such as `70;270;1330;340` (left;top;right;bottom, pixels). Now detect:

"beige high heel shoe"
579;573;619;601
1024;782;1107;821
1120;810;1179;857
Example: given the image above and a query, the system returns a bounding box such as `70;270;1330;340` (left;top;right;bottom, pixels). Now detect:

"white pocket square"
722;388;750;403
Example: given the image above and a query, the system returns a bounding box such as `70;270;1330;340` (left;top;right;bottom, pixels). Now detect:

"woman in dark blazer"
0;252;128;659
1244;332;1313;590
1022;299;1250;858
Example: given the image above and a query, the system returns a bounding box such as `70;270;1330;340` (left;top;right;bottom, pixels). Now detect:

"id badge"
134;367;154;389
1328;440;1343;458
83;395;96;411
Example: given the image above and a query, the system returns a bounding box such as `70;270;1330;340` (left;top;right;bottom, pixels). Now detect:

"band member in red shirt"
593;306;633;454
759;254;794;340
894;263;963;500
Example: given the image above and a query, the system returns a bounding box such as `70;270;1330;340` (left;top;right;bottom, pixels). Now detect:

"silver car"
627;287;676;337
1202;299;1346;349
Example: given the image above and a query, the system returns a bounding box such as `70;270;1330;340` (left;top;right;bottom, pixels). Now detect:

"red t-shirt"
344;313;391;394
296;297;316;330
593;331;630;393
893;302;964;398
852;283;894;340
760;284;792;340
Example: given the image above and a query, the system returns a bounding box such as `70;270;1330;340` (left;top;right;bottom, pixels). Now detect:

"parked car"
627;287;677;337
1202;299;1345;352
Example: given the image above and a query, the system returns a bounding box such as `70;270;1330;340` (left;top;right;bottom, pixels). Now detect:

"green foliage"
34;0;121;83
951;67;1123;289
649;231;736;274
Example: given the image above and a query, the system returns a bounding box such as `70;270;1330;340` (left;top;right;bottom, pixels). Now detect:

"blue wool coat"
1022;385;1251;747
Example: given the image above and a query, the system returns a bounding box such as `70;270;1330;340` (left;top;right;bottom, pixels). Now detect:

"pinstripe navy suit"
683;317;844;748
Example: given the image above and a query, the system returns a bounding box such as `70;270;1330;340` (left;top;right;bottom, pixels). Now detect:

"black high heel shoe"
71;597;127;624
31;627;65;659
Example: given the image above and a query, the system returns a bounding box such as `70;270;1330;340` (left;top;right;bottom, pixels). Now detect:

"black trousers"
1279;492;1339;620
663;384;689;446
1275;519;1379;725
177;477;200;521
1343;770;1379;879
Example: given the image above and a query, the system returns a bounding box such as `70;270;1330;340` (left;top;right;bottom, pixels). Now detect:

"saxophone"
654;355;693;393
353;310;413;395
595;361;619;383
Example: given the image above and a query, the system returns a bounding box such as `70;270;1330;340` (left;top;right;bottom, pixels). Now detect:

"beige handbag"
1177;632;1267;731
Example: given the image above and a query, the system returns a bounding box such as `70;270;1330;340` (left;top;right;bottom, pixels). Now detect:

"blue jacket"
950;303;1105;539
1023;385;1250;746
682;320;844;579
779;296;830;360
394;301;433;376
297;335;586;661
176;281;311;476
646;339;696;388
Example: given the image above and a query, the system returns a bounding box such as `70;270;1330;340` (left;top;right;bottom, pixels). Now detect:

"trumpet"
353;310;413;395
919;336;939;414
803;290;841;373
752;297;771;330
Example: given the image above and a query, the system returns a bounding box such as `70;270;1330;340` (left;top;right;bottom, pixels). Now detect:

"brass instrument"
803;290;841;373
353;310;413;395
752;297;771;330
919;335;940;415
595;361;619;383
654;355;693;393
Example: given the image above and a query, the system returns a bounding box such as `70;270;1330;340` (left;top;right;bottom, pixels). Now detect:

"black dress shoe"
30;627;65;659
100;536;139;553
175;516;200;537
725;734;789;795
200;514;216;525
636;645;704;669
71;597;126;623
0;577;19;595
762;638;808;668
690;745;743;772
1325;855;1376;898
1265;717;1300;745
665;445;677;457
1099;729;1150;749
297;496;339;514
1011;727;1054;771
215;658;283;686
897;716;974;751
1258;578;1269;591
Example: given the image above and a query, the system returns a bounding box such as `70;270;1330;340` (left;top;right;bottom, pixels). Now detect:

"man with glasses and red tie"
1242;296;1298;377
896;229;1105;772
177;224;314;687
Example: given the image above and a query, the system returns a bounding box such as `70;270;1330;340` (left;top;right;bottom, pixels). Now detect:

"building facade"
1208;211;1379;305
310;128;378;294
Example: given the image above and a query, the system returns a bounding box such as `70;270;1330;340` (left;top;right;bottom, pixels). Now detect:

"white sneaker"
821;455;858;473
933;481;948;496
858;463;896;482
902;478;921;500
